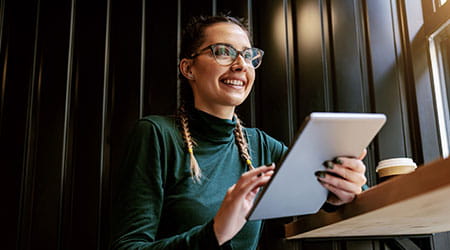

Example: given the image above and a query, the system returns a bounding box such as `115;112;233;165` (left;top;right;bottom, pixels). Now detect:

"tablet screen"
247;112;386;220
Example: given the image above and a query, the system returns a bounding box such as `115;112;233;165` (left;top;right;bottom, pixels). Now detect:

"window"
434;0;448;10
429;20;450;157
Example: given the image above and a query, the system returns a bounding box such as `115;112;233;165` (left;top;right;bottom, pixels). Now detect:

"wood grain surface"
285;157;450;239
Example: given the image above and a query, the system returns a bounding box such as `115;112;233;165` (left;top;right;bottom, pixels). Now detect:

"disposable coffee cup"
376;157;417;181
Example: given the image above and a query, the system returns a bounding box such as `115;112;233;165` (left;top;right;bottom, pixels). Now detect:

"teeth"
223;79;244;86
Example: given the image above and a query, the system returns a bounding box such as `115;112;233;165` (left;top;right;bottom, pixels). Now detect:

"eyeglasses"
190;43;264;69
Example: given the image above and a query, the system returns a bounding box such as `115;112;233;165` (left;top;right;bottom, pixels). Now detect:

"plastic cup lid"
376;157;417;172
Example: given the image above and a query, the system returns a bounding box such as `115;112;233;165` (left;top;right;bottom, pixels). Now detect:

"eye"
214;45;235;57
243;49;256;60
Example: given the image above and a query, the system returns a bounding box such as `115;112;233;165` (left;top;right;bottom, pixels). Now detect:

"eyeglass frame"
189;43;264;69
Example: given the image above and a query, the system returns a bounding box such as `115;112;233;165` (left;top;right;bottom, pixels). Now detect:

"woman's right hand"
213;164;275;245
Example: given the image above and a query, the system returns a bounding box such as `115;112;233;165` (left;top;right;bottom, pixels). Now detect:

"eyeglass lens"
211;44;263;68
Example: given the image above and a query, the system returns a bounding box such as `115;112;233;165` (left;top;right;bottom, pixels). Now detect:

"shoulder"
244;127;288;157
139;115;177;129
131;115;179;135
129;115;181;142
244;127;284;145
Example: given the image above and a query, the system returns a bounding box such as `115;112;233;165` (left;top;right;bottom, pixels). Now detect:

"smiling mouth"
222;79;244;87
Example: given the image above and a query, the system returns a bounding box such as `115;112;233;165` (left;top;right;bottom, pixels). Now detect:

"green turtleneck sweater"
111;109;288;249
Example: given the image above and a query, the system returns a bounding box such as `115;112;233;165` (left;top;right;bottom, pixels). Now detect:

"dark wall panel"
62;1;108;249
144;1;178;116
108;0;142;152
294;0;330;122
330;0;368;112
26;0;72;249
0;1;38;249
179;0;213;28
106;1;144;248
217;0;250;20
254;0;294;145
365;0;412;160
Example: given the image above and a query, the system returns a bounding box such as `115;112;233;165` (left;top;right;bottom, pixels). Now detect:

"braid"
178;105;202;182
234;114;254;170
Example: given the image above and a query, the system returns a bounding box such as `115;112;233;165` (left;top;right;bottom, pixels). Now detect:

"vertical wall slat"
106;0;143;248
139;0;146;118
25;0;72;248
365;0;411;160
143;1;178;116
59;0;76;248
106;0;142;191
99;0;112;249
294;0;331;123
0;1;38;249
330;0;367;112
54;0;110;249
253;0;291;144
18;0;40;248
284;0;296;141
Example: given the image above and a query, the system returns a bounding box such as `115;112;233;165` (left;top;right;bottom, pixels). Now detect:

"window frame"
428;21;450;157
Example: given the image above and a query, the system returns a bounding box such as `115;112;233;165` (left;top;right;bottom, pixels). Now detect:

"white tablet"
247;112;386;221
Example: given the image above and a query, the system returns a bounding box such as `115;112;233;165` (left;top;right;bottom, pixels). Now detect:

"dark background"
1;0;447;249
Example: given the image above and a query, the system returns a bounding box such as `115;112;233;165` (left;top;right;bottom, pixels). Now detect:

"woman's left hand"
317;149;367;206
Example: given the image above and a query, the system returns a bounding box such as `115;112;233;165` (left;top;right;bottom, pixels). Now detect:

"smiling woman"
110;14;368;250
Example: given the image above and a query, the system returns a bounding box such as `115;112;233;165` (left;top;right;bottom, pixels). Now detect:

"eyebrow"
214;42;252;51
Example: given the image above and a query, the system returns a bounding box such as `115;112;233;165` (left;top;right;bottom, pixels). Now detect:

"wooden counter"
285;157;450;239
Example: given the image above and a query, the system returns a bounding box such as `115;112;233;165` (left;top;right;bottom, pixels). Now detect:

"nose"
230;54;248;72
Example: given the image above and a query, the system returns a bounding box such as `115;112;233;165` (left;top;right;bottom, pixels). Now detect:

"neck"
194;104;235;120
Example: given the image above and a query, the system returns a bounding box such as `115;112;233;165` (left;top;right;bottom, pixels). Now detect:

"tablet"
246;112;386;221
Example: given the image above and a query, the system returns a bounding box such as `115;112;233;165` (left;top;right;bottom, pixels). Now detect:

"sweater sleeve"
110;120;226;250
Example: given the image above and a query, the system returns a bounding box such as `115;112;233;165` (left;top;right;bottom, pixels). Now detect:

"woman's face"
184;22;255;117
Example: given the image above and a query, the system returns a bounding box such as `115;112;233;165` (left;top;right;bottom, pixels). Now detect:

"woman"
111;14;367;249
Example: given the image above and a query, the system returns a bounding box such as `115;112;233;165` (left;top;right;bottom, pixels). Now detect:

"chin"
224;97;247;107
228;93;250;105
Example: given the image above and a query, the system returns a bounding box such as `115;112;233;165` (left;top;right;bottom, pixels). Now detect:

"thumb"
358;148;367;160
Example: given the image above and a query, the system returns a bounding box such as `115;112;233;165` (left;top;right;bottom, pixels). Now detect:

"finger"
242;164;275;179
237;165;275;189
244;170;274;193
247;175;272;201
331;157;366;174
321;182;356;205
324;165;367;185
317;172;362;194
240;171;274;200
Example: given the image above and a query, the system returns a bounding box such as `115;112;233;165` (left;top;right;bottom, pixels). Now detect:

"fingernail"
322;160;334;169
333;157;343;165
314;171;326;178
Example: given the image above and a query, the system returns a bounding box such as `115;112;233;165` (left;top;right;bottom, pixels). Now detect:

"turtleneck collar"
189;108;236;143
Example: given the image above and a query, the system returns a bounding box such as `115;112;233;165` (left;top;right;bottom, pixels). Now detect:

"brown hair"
178;14;254;182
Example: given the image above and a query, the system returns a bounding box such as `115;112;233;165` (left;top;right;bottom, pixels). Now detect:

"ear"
180;58;195;80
